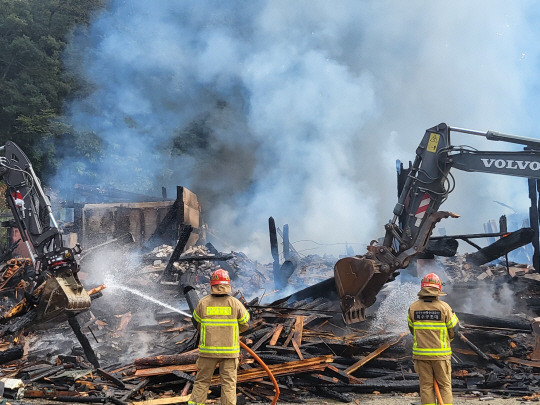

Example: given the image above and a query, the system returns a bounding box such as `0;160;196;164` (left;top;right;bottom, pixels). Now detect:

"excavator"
0;141;95;358
334;123;540;324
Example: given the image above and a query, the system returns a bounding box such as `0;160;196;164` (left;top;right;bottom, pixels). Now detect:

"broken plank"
345;332;407;375
121;378;149;401
135;364;197;377
457;332;490;362
505;357;540;368
268;324;284;346
130;395;191;405
251;325;277;352
281;318;296;347
291;339;304;360
325;364;364;384
135;349;199;368
212;354;333;384
134;360;254;378
162;327;185;333
293;315;305;345
265;345;297;352
96;368;126;389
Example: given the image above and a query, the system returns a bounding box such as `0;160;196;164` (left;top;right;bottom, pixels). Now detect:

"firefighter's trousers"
189;356;239;405
414;359;452;405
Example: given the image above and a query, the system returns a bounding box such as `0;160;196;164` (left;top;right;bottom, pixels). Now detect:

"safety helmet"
421;272;442;291
210;269;230;286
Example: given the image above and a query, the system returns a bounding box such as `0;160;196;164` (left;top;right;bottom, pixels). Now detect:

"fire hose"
240;340;280;405
433;378;444;405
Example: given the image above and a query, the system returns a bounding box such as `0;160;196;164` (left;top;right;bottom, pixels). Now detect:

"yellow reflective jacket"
193;293;250;358
407;293;459;360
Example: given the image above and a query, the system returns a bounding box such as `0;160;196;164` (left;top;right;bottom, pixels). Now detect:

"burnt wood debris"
0;239;540;404
0;179;540;403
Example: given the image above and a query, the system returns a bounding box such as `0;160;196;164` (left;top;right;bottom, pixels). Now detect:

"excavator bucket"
34;271;91;324
334;256;394;324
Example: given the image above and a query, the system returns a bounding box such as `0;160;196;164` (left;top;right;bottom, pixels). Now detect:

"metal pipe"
27;165;60;229
24;240;36;267
450;126;540;148
449;126;487;137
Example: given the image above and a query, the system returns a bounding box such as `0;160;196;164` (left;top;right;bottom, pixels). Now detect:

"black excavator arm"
335;123;540;324
0;141;90;326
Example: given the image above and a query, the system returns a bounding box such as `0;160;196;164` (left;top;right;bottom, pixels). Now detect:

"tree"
0;0;106;175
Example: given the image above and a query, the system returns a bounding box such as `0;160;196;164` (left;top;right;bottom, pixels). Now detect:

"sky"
59;1;540;261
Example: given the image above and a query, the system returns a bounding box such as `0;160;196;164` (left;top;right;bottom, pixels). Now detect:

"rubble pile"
284;255;335;290
1;246;540;403
440;254;532;282
143;243;336;301
0;290;539;403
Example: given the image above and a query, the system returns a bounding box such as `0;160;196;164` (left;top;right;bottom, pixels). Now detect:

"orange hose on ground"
240;340;280;405
433;378;444;405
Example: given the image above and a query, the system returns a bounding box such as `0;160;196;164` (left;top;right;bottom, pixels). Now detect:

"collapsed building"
0;199;540;404
3;125;540;403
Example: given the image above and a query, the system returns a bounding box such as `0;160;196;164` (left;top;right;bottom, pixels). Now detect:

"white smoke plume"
58;1;540;261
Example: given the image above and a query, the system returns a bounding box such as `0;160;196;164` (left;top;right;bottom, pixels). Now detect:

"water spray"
107;283;192;318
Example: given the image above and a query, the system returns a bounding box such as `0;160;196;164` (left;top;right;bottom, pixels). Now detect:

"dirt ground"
295;393;537;404
12;392;537;404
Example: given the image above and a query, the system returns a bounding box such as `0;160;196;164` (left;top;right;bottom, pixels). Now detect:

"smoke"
57;1;540;261
409;258;520;318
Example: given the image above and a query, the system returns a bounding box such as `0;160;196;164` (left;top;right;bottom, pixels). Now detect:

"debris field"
0;243;539;404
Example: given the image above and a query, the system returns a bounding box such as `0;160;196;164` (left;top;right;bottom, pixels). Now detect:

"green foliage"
0;0;106;176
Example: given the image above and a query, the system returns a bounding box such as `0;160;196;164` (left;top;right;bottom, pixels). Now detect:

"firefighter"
189;269;250;405
407;272;459;405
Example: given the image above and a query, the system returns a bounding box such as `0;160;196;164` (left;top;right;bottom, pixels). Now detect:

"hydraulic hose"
433;378;444;405
240;340;280;405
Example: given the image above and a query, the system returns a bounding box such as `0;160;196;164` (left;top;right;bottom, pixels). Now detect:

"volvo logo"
481;158;540;170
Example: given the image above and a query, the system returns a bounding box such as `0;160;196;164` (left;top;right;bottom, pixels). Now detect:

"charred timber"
419;237;459;259
96;368;125;389
40;396;107;403
456;312;532;332
294;380;421;393
269;217;282;289
0;345;23;365
68;314;100;369
121;378;148;402
457;332;490;362
466;228;534;265
175;254;234;261
134;349;199;368
270;277;338;306
205;243;237;279
315;387;352;403
160;224;194;282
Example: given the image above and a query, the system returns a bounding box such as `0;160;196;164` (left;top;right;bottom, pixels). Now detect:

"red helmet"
421;273;442;291
210;269;230;286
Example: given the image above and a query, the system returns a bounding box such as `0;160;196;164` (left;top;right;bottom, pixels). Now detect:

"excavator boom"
335;123;540;324
0;141;90;329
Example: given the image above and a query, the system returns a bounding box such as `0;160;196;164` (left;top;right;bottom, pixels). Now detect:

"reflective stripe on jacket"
193;294;250;358
407;297;458;360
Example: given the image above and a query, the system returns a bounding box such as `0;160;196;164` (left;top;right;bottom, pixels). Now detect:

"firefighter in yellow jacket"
407;273;459;405
189;269;250;405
